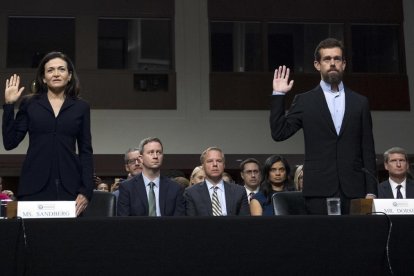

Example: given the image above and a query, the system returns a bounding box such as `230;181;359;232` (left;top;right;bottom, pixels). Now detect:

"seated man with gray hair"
378;147;414;199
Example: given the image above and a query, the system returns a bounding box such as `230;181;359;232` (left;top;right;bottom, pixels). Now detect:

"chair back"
83;190;117;217
272;191;307;215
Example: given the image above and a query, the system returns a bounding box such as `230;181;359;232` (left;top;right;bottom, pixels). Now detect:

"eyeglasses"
126;158;140;165
243;170;260;176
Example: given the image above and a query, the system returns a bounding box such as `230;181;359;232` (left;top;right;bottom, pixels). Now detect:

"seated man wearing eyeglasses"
240;158;262;203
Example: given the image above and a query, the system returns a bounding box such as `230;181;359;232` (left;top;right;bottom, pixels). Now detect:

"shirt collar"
389;178;406;189
142;173;160;187
320;80;344;94
244;186;259;193
205;179;224;190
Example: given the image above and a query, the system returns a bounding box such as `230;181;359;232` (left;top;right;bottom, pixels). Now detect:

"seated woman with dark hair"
250;155;294;216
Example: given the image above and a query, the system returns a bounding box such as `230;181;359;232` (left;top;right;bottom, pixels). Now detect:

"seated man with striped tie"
184;147;250;216
378;147;414;199
117;137;185;216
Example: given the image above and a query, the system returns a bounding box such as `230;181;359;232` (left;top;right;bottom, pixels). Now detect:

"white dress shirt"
320;80;345;135
389;178;407;199
142;173;161;216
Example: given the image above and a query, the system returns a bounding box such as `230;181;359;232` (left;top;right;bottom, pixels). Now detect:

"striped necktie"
211;186;222;216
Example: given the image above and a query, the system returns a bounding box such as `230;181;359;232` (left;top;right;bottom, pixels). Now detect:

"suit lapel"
312;87;337;135
135;174;149;214
37;93;54;115
406;179;414;198
200;182;213;216
36;93;76;116
338;88;353;137
384;180;395;198
59;96;76;114
223;182;233;215
158;176;168;216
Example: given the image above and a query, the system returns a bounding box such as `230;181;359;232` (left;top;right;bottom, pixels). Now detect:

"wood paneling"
208;0;408;111
210;73;410;110
0;0;174;17
208;0;403;22
0;0;176;110
0;153;403;193
0;153;306;177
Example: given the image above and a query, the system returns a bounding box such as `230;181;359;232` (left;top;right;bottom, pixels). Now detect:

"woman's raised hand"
5;74;25;104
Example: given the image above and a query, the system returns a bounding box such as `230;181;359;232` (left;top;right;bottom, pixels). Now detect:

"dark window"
7;17;75;68
210;21;344;73
98;18;172;71
351;24;400;73
268;23;343;73
210;21;262;72
210;21;403;74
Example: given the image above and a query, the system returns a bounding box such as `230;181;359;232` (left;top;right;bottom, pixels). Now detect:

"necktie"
212;186;222;216
396;184;403;199
148;182;156;216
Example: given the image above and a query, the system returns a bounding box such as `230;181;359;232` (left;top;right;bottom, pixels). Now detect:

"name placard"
17;201;76;218
372;199;414;215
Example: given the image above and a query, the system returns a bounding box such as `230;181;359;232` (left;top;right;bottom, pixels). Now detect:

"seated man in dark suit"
111;147;143;199
117;137;185;216
378;147;414;199
184;147;250;216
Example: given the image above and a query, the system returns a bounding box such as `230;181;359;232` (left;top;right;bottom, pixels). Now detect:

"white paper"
372;199;414;215
17;201;76;218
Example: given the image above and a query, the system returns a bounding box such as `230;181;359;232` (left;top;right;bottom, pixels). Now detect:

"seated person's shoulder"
119;176;138;189
184;183;202;194
229;182;245;190
378;180;388;187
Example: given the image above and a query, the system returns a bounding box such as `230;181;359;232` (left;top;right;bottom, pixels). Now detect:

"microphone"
362;168;393;275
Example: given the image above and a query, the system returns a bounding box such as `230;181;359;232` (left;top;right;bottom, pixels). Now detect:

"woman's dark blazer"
2;93;94;200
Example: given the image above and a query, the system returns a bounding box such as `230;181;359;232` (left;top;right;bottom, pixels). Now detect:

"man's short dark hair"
138;137;163;154
239;158;261;172
314;38;345;62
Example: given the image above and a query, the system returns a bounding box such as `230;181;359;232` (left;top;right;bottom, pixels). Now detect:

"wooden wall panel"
209;0;403;22
210;73;409;110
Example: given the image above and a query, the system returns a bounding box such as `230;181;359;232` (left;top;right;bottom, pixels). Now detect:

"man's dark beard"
322;70;343;85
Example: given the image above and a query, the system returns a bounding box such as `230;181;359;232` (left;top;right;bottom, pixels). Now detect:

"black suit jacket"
117;173;185;216
378;179;414;198
184;181;250;216
2;93;94;200
270;85;377;198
